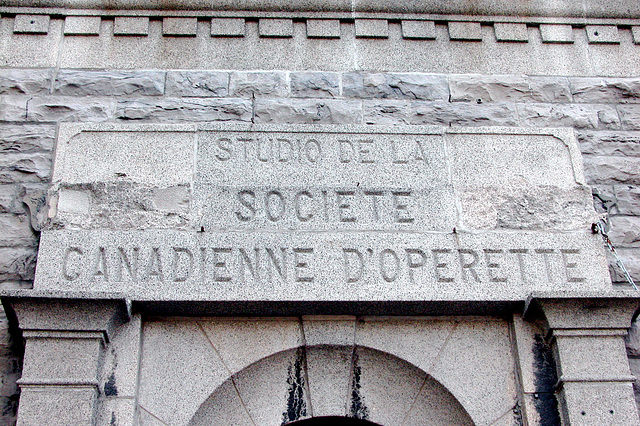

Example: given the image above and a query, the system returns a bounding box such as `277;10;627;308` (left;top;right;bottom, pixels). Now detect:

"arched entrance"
188;345;474;425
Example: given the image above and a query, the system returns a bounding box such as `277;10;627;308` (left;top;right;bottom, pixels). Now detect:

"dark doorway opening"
288;417;382;426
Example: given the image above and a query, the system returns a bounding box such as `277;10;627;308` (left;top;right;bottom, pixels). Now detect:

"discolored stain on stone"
532;334;561;425
349;351;369;420
104;372;118;397
282;347;307;424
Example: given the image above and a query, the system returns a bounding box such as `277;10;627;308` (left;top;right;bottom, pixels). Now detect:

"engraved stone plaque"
35;123;609;301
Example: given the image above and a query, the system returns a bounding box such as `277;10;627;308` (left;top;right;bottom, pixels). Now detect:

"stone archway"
288;417;382;425
188;345;474;425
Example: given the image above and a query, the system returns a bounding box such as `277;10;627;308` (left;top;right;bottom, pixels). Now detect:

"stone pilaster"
1;293;128;426
526;292;640;425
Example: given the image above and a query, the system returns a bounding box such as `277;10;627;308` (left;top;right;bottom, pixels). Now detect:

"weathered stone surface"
210;18;245;37
577;131;640;157
27;97;115;122
229;71;288;98
614;185;640;215
494;23;528;42
0;247;37;281
113;16;149;36
53;70;165;96
0;125;55;152
612;248;640;284
585;25;620;44
355;19;388;38
116;98;251;122
306;19;340;38
0;69;52;95
608;216;640;248
13;15;49;34
619;105;640;130
0;215;36;247
363;100;518;126
0;97;27;121
344;73;448;100
258;18;293;37
571;78;640;103
254;99;362;123
401;20;436;40
165;71;228;97
63;16;101;36
583;155;640;185
448;22;482;41
539;24;574;43
633;26;640;44
290;72;339;98
0;186;18;214
449;75;571;103
518;103;620;129
162;17;197;36
0;153;51;184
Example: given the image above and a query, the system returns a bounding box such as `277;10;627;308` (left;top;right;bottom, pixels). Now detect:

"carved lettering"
62;247;83;281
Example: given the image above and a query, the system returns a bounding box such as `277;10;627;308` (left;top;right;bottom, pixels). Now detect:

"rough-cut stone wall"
1;69;640;423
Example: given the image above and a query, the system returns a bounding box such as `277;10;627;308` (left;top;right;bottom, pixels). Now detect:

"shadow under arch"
189;345;475;426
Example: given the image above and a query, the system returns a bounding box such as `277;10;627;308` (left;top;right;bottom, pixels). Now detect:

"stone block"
449;75;571;103
570;77;640;103
0;215;36;247
17;387;97;425
188;378;253;426
57;189;90;216
0;152;51;183
0;186;17;214
28;97;115;122
113;17;149;36
428;320;517;425
232;349;307;425
99;315;141;398
608;216;640;247
63;16;101;36
584;155;640;184
53;70;165;96
302;316;355;346
494;23;528;42
0;124;55;152
162;17;197;36
0;96;27;121
229;71;287;97
448;22;482;41
633;26;640;44
210;18;245;37
258;18;293;37
401;20;436;40
355;19;388;38
619;105;640;130
116;98;251;122
518;103;620;129
586;25;620;44
13;15;49;34
52;124;196;186
344;73;448;100
165;71;228;97
577;131;640;156
199;319;302;374
614;185;640;215
290;72;340;98
363;100;518;126
560;382;639;425
254;98;362;124
0;247;37;281
306;19;340;39
305;345;351;417
554;334;631;379
21;336;102;384
540;24;574;43
0;69;52;95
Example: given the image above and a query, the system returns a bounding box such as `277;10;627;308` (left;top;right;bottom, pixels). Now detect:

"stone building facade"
0;0;640;425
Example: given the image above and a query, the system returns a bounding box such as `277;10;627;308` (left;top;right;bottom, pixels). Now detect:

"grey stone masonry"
1;67;640;423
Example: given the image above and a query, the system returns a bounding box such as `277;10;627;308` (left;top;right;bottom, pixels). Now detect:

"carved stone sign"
35;124;611;300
